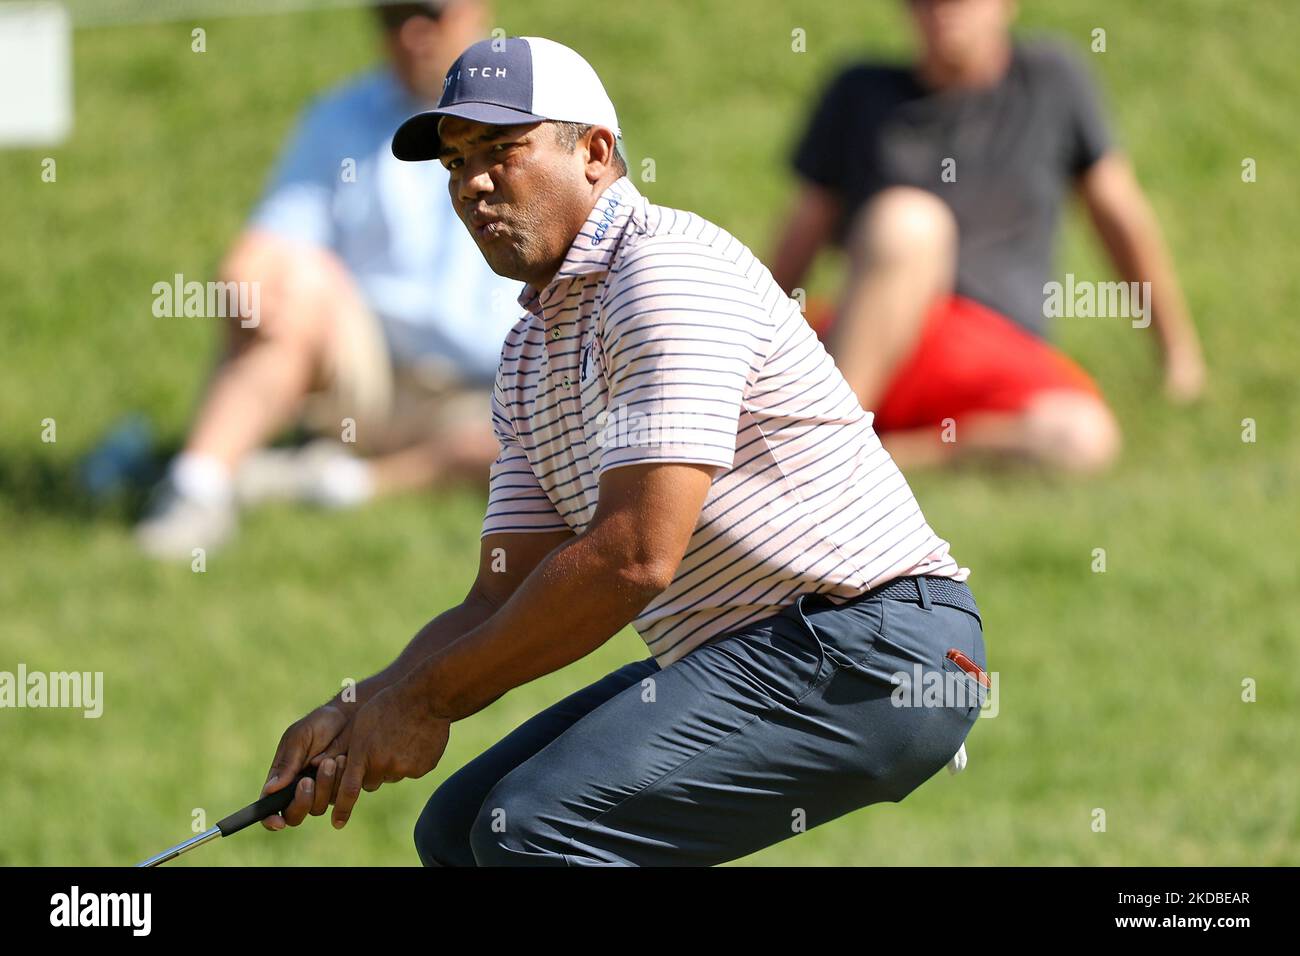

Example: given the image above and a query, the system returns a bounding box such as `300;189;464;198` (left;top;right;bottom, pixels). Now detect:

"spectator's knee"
217;235;345;348
848;186;957;272
1025;393;1122;474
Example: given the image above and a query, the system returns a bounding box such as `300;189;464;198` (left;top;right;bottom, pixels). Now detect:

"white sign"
0;2;72;147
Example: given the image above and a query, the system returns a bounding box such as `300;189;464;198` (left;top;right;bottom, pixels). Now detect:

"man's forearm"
770;185;840;296
328;593;499;713
1082;164;1200;354
404;526;664;722
1099;204;1196;347
770;228;813;297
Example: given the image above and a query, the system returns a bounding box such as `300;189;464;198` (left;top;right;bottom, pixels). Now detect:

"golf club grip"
216;767;318;837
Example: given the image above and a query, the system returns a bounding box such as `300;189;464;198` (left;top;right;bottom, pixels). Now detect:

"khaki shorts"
301;292;492;457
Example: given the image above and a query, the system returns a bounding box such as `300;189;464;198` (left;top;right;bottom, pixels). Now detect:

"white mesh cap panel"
523;36;620;136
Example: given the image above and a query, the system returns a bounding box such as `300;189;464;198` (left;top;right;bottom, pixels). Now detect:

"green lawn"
2;0;1297;866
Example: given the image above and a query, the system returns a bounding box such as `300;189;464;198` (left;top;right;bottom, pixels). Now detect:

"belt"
854;575;980;623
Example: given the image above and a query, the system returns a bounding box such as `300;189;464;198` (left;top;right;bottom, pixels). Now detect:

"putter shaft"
134;768;315;867
136;826;221;867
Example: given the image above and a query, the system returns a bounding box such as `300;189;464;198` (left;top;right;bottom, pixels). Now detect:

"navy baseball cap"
392;36;622;162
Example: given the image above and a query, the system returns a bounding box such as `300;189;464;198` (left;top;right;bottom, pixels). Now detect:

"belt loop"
916;576;933;611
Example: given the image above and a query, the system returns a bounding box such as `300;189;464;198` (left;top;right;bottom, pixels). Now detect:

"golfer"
261;36;990;866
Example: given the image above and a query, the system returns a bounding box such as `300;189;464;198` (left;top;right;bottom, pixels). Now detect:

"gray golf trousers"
414;574;987;866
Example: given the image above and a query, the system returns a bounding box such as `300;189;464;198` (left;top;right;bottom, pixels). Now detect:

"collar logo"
590;197;621;247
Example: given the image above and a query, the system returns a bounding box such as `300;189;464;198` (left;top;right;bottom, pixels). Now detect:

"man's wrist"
327;674;386;715
406;655;455;721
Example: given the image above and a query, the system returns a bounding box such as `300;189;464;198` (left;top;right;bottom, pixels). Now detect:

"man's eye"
492;143;510;153
445;157;463;170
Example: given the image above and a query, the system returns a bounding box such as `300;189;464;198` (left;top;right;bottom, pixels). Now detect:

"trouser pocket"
939;650;989;719
694;609;828;710
787;591;892;689
877;602;987;729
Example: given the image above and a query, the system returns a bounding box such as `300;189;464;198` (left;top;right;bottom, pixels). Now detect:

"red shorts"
806;294;1101;433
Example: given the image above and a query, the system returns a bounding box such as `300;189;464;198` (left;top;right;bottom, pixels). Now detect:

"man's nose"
457;162;494;204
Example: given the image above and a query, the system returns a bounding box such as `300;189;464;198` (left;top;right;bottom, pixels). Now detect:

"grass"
1;0;1298;866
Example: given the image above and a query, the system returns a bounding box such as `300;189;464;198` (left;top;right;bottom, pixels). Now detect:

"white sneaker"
134;482;236;559
234;440;371;509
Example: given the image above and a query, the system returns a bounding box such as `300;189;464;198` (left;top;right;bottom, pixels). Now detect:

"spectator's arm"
774;65;856;297
247;102;340;252
1078;152;1206;402
213;96;343;334
769;181;843;297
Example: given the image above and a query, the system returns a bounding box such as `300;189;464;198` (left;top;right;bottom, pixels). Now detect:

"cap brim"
391;103;548;161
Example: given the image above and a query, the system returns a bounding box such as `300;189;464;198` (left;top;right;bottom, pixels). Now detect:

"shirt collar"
517;176;644;315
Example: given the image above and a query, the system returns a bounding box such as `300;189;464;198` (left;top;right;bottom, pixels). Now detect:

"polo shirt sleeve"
247;100;338;250
481;373;572;538
594;237;774;477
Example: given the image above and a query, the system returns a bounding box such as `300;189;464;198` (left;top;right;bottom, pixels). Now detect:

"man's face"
382;1;488;99
908;0;1014;69
437;117;591;287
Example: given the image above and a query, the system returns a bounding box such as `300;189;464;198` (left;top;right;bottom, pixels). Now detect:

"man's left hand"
330;679;450;829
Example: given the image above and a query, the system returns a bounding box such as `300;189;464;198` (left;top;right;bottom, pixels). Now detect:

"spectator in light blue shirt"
138;0;520;559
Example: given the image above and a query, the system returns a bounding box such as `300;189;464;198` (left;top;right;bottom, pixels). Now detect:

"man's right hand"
260;702;354;831
252;533;573;832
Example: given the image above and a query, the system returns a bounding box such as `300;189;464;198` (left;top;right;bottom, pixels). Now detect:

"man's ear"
584;126;618;182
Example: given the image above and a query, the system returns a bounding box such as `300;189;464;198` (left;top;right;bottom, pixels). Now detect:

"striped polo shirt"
484;176;967;667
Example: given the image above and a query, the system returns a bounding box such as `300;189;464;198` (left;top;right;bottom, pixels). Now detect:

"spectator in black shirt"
771;0;1205;472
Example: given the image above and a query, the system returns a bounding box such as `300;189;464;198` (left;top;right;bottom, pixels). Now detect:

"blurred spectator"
770;0;1205;473
137;0;519;558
